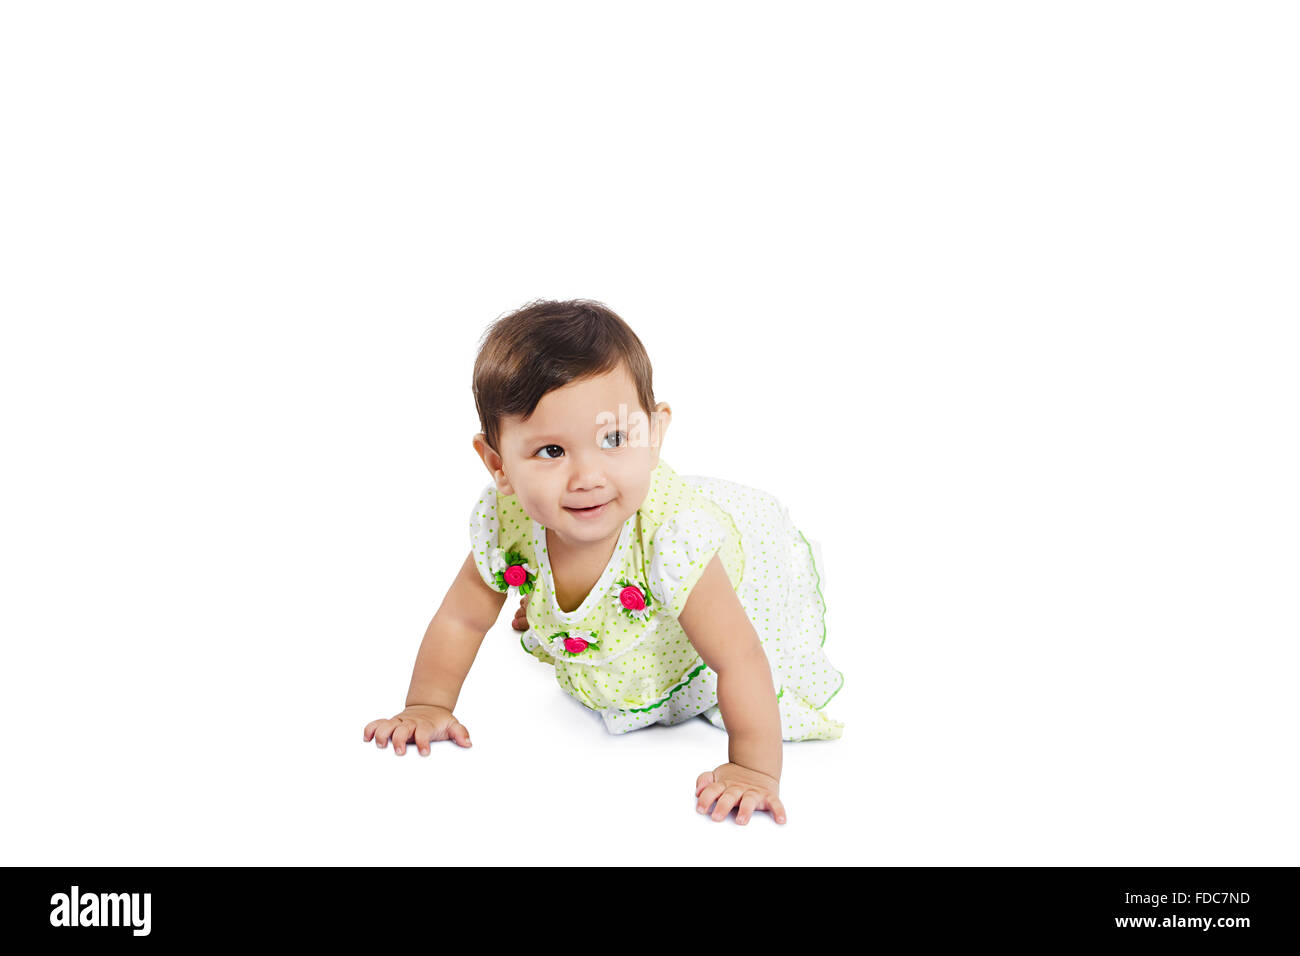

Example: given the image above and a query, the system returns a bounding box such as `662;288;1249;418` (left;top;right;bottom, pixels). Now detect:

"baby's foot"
511;595;529;631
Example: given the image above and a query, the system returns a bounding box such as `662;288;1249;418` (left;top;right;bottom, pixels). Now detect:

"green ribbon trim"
793;530;842;711
797;529;829;647
623;660;709;713
816;672;845;709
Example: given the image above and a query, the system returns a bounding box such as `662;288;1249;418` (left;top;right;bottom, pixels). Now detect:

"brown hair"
472;298;657;454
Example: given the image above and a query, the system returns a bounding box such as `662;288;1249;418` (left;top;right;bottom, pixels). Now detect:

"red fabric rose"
619;585;646;611
563;637;589;654
504;565;526;587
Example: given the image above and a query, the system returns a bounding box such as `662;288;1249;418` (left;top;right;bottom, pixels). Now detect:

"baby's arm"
363;551;507;754
677;554;786;825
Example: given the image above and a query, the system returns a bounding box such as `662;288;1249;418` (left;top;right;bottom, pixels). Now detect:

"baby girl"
363;298;845;825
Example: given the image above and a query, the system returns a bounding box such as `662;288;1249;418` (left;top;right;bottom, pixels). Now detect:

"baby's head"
471;299;672;547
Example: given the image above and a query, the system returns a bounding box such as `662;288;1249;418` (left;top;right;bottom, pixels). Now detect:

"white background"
2;1;1296;866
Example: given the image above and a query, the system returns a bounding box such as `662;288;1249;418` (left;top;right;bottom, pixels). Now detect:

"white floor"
3;2;1296;867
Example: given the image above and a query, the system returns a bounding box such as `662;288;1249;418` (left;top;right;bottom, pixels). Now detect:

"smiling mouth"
565;502;608;514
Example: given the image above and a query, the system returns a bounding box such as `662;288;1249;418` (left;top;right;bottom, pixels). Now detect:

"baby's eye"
534;444;564;460
600;430;626;449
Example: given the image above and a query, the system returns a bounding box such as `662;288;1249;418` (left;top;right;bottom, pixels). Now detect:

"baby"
363;298;845;825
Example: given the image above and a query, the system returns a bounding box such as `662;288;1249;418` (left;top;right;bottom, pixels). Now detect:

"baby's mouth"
564;501;609;517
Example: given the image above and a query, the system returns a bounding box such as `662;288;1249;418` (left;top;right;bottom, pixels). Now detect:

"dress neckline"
532;512;635;625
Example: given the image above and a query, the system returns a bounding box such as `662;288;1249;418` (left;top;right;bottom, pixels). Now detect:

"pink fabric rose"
504;565;526;587
563;637;589;654
620;585;646;611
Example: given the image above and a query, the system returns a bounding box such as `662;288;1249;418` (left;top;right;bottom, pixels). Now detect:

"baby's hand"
695;762;787;825
363;704;471;755
511;595;529;631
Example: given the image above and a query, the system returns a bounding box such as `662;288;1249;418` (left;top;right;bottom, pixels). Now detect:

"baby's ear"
471;433;513;493
652;402;672;453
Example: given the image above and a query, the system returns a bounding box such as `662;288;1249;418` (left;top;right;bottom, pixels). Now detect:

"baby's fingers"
694;771;716;797
710;786;745;822
768;795;788;825
390;720;414;755
446;718;472;748
696;780;726;815
736;792;760;826
414;724;433;756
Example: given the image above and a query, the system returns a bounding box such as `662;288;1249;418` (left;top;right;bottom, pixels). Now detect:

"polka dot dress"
469;459;845;741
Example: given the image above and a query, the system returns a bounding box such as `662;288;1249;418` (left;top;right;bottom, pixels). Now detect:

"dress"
468;458;845;741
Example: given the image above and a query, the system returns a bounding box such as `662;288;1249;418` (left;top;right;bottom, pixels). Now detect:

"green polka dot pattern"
469;459;845;741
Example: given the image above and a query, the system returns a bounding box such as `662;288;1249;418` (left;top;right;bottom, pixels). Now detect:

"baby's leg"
511;595;529;631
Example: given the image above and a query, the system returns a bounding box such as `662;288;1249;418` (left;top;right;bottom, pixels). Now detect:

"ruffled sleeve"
469;482;541;595
647;508;729;618
468;483;502;590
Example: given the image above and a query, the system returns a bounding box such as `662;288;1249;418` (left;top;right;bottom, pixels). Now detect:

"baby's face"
490;363;667;549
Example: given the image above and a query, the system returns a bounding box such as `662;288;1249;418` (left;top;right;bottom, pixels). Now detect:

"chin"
566;514;614;536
